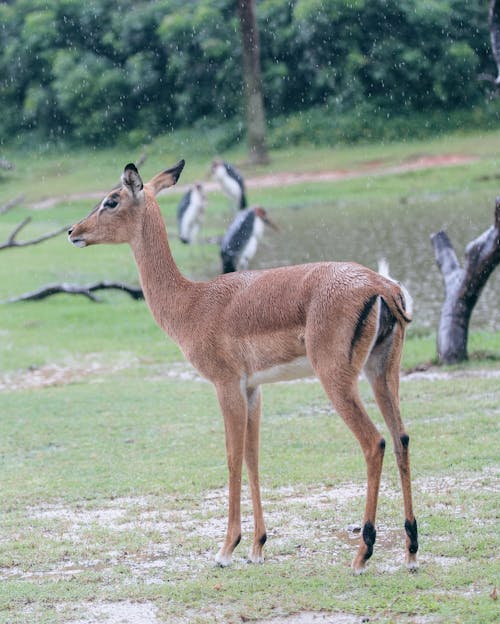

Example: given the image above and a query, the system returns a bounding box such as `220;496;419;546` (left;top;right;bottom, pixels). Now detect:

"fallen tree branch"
431;198;500;363
1;281;144;303
0;217;69;251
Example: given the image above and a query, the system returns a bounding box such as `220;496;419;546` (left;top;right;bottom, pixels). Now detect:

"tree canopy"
0;0;496;146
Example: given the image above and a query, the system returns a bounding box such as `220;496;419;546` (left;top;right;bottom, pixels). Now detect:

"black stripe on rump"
349;295;378;362
395;292;412;324
374;297;396;347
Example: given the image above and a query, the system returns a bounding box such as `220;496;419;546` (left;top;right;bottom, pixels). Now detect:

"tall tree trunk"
237;0;269;165
431;198;500;364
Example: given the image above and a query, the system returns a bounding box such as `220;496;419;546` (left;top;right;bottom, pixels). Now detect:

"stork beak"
262;214;279;231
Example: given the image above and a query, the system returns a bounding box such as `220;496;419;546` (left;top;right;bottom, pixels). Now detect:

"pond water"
188;189;499;332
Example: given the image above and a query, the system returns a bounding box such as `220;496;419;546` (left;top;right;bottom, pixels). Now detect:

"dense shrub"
0;0;496;147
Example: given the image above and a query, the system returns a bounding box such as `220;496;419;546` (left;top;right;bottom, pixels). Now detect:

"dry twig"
0;217;69;251
0;195;24;216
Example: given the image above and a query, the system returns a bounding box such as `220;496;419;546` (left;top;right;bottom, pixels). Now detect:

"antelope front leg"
214;380;248;567
245;387;267;563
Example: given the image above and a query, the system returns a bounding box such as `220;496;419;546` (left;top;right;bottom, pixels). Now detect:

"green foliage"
268;100;500;147
0;0;496;146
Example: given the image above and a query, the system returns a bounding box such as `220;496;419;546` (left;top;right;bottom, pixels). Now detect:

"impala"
68;160;418;573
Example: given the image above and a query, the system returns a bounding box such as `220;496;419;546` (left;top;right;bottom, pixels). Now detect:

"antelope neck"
130;202;195;341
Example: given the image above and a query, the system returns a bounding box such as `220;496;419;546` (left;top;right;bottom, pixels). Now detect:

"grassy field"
1;126;500;205
0;370;498;623
0;130;499;623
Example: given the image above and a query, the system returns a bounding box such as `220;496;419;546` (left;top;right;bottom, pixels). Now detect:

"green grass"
1;125;500;204
0;129;499;622
0;371;498;623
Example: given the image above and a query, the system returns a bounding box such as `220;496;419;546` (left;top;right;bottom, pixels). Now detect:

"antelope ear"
146;159;185;195
122;163;144;196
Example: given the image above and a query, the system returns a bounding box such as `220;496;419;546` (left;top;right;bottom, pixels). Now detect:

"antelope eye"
103;198;118;209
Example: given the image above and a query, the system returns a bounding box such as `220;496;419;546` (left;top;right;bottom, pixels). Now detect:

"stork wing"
223;162;246;189
177;189;192;222
221;209;255;256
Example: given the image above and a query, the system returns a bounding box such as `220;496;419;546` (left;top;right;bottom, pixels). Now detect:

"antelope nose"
68;227;73;236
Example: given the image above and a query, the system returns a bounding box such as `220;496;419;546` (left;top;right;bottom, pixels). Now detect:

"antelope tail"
378;258;413;325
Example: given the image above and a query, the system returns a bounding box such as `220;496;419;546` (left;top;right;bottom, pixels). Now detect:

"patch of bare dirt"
250;613;361;624
243;153;476;190
9;471;497;586
0;354;214;393
0;352;141;392
0;358;203;392
401;367;500;382
2;351;499;393
60;601;159;624
6;469;496;623
30;153;477;210
3;481;394;586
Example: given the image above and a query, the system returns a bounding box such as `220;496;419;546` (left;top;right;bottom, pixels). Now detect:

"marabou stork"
177;183;206;244
211;159;247;210
220;206;278;273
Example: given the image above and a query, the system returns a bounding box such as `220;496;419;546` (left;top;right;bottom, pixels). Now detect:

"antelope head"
68;160;185;247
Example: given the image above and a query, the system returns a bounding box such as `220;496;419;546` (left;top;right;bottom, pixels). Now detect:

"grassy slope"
0;129;499;622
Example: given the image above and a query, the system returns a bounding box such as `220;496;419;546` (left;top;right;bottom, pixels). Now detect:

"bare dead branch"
0;217;69;251
0;195;25;215
136;152;147;168
478;72;499;84
1;281;144;304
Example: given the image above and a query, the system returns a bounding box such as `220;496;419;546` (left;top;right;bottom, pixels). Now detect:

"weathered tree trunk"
237;0;269;165
431;198;500;364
